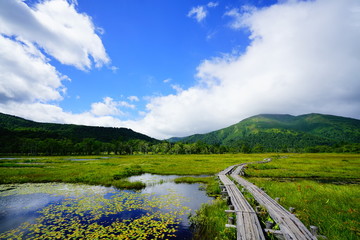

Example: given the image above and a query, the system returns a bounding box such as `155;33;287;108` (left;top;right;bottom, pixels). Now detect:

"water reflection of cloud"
142;182;212;212
0;193;63;232
0;180;213;239
128;173;179;185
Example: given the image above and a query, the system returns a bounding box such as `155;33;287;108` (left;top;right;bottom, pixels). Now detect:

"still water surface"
0;174;212;239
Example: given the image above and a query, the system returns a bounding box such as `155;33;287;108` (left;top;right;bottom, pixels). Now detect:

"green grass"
189;198;236;240
0;154;267;189
245;153;360;239
174;176;212;184
1;153;359;239
246;153;360;181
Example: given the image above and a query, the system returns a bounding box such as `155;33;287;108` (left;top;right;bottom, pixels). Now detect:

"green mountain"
0;112;157;155
0;112;156;142
175;113;360;151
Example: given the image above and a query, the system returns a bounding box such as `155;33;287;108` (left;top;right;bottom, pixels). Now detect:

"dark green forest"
1;112;360;155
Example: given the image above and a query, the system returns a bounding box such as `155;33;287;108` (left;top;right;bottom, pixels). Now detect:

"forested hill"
0;112;156;142
0;112;158;155
173;113;360;152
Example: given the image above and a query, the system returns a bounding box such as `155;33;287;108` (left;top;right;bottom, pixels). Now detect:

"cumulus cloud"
129;0;360;139
90;97;135;116
0;0;108;107
1;0;359;141
0;35;66;103
0;0;109;70
0;0;115;131
0;101;127;128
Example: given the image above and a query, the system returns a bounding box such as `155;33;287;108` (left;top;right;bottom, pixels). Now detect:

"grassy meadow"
245;154;360;240
0;154;269;188
0;153;359;239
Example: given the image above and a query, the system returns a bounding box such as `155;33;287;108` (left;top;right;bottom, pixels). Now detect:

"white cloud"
206;30;217;40
163;78;172;83
128;0;360;139
207;2;219;8
128;96;140;102
187;6;207;23
119;101;136;109
0;0;109;70
224;6;256;30
171;84;183;93
91;97;121;116
0;35;66;103
0;101;127;128
1;0;359;141
0;0;108;107
90;97;135;116
187;2;219;24
109;66;119;73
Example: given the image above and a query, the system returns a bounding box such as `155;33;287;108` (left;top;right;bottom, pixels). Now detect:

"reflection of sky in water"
130;174;213;230
128;173;180;185
0;177;213;239
0;193;64;232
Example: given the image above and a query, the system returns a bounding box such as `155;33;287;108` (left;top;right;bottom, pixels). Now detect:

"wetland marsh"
0;153;359;239
0;177;212;239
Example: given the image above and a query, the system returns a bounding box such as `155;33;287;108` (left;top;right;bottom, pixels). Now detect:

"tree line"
1;135;359;156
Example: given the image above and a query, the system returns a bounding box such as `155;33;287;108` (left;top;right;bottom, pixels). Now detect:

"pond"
0;174;213;239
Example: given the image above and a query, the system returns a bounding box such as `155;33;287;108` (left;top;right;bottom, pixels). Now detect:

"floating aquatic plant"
0;183;191;239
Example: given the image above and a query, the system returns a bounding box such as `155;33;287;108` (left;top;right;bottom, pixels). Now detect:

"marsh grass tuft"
189;198;236;240
113;164;144;179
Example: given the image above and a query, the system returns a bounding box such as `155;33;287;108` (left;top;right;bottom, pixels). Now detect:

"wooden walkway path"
218;173;265;240
218;158;318;240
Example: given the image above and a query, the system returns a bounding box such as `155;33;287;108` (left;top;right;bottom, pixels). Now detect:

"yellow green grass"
1;153;359;239
0;154;268;188
245;154;360;239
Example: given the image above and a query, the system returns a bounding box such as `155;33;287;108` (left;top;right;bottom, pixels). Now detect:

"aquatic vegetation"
0;183;192;239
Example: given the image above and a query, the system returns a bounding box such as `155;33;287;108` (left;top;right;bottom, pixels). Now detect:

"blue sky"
58;0;259;117
0;0;360;139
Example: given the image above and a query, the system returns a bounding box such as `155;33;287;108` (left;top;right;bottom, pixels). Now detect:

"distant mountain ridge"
1;112;360;154
172;113;360;151
0;112;157;143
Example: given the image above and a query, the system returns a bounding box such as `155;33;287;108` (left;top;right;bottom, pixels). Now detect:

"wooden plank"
218;172;266;240
231;164;317;240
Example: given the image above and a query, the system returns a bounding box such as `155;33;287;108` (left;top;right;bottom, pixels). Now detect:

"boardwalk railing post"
265;221;274;229
228;216;235;225
289;207;296;214
310;226;318;235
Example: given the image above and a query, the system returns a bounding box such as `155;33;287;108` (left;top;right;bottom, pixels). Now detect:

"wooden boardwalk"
218;172;266;239
218;158;317;240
